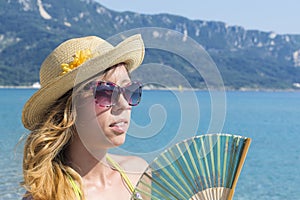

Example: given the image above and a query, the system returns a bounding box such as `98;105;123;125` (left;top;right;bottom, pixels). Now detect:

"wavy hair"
22;89;85;200
22;63;128;200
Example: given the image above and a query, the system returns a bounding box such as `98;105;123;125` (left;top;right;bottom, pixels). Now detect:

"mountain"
1;0;300;90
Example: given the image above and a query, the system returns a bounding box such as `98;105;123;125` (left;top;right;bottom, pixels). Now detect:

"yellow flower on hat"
61;49;92;75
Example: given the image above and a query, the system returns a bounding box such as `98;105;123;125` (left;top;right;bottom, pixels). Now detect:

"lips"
109;120;128;134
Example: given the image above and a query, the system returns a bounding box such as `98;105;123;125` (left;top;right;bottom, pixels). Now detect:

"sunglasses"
93;81;142;107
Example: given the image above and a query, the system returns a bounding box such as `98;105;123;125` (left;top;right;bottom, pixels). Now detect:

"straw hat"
22;34;145;130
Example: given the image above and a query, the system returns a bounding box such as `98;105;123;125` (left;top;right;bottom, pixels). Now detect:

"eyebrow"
119;79;131;85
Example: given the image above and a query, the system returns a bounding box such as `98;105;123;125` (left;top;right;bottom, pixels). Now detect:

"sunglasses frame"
93;81;143;108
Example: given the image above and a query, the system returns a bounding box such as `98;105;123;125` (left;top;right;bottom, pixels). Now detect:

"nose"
112;92;131;111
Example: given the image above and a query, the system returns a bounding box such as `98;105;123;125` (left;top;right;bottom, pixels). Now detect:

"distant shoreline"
0;85;299;92
0;85;40;89
0;82;41;89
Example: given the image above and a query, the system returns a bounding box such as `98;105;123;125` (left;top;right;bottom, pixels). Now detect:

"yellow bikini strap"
67;173;82;200
67;155;135;199
106;155;135;193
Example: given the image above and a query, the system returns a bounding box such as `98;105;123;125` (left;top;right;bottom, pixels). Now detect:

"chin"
109;134;126;147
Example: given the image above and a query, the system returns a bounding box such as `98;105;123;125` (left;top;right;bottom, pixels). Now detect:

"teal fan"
132;133;251;200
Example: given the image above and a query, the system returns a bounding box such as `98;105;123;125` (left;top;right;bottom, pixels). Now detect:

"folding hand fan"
132;133;251;200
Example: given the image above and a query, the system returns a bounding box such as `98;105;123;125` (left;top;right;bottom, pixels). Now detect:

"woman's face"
75;64;133;153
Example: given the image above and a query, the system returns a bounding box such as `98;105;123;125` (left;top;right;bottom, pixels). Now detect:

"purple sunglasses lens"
94;82;142;107
123;83;142;106
94;82;115;107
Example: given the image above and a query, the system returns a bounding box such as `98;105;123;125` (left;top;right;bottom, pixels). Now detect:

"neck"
65;132;113;187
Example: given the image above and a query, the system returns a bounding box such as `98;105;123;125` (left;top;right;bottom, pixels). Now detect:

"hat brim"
22;34;145;130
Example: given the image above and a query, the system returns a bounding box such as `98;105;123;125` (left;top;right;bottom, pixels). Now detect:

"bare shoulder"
108;154;148;174
122;155;148;168
108;154;149;186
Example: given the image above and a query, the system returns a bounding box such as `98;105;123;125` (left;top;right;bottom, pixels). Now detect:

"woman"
21;34;147;200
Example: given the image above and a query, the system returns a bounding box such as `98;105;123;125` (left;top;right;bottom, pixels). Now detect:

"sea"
0;88;299;200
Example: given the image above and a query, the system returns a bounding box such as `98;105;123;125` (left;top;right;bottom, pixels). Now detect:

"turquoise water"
0;88;299;199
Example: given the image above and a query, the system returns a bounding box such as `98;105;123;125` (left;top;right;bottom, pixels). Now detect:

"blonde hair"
22;63;129;199
22;89;85;200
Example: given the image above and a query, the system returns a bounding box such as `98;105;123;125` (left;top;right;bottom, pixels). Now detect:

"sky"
96;0;300;35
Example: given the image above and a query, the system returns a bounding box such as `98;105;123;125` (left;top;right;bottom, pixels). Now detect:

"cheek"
94;106;110;130
75;105;112;152
75;97;104;135
76;98;109;133
76;99;95;123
